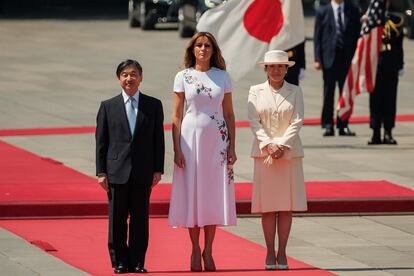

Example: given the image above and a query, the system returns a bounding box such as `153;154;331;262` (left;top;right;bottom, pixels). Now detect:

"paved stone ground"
0;15;414;275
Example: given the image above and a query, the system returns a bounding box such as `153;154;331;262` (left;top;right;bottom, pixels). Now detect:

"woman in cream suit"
248;50;307;270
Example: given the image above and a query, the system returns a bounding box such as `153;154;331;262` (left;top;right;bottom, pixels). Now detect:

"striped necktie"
336;5;344;48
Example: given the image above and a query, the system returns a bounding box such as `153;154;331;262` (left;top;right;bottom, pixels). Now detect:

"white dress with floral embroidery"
168;67;237;227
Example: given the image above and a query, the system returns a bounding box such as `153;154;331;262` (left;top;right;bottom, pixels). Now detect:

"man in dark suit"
314;0;361;136
96;59;165;274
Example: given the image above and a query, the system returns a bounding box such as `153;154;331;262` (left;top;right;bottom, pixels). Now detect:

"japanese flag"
197;0;305;81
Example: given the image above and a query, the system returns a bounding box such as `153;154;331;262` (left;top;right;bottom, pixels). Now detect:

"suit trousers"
321;48;349;129
369;64;399;131
107;171;151;268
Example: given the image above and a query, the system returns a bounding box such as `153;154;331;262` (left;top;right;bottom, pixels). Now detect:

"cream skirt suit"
248;81;307;213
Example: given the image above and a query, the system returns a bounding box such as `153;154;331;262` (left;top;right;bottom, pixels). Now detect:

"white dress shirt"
331;0;344;26
122;90;140;116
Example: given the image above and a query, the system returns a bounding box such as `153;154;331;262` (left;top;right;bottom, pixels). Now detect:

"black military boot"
383;129;397;145
368;129;381;145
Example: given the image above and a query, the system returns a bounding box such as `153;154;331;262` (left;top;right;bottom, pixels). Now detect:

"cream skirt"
251;157;307;213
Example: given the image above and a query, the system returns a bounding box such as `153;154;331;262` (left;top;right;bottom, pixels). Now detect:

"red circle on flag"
243;0;284;43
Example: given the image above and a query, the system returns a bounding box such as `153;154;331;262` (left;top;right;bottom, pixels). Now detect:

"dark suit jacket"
95;92;165;185
313;1;361;69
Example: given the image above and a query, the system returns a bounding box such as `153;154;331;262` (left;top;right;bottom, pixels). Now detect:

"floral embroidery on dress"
219;149;227;166
227;168;234;186
219;147;234;186
210;113;228;142
211;112;233;185
195;83;213;99
183;69;195;84
184;69;213;99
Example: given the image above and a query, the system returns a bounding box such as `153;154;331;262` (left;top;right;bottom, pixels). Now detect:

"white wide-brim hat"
257;50;295;67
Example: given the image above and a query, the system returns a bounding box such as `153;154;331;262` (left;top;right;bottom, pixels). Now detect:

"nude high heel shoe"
202;252;216;272
190;253;202;272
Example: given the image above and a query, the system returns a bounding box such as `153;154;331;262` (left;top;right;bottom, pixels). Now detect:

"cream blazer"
248;81;304;159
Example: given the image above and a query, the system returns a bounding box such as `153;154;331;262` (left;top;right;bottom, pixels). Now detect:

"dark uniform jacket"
378;12;404;72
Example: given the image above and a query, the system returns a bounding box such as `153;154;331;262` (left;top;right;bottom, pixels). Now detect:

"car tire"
140;2;157;30
128;0;141;27
178;5;195;38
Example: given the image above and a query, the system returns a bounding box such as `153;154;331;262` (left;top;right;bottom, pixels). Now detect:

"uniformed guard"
284;41;306;86
368;1;404;145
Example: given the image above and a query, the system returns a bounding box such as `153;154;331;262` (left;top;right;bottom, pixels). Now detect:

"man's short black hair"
116;59;143;78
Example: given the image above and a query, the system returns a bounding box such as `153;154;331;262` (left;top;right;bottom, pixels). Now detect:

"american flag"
337;0;386;121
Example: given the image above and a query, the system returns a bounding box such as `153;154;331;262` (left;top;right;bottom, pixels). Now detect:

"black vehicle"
176;0;225;37
128;0;178;30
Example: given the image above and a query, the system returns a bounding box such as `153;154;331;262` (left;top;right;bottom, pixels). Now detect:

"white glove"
298;68;305;80
398;69;404;77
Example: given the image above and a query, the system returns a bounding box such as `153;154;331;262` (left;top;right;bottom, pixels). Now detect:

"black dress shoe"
368;129;381;145
129;265;148;273
338;127;356;136
323;127;335;137
383;131;397;145
368;136;382;145
114;263;128;274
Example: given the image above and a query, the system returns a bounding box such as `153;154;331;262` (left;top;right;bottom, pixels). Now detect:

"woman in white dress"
248;50;307;270
168;32;237;272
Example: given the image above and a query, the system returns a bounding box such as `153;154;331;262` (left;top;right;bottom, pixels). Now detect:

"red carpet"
1;140;414;218
0;140;105;202
0;218;333;275
1;114;414;136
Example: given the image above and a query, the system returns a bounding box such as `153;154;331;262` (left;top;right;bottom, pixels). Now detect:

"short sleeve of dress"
173;70;185;93
224;71;232;94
